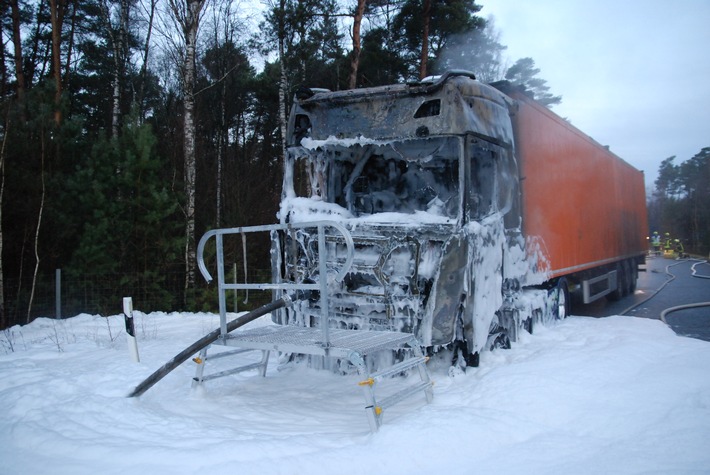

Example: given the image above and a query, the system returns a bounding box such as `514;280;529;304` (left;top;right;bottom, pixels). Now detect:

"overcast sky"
480;0;710;188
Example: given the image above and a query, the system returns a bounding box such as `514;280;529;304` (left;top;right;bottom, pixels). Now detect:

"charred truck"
187;71;647;430
270;71;647;366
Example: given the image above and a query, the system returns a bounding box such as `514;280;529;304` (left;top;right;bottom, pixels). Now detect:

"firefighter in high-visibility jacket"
663;233;674;258
651;231;661;255
674;239;685;258
664;233;673;251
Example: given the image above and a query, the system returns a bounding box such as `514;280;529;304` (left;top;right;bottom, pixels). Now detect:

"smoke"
433;16;508;83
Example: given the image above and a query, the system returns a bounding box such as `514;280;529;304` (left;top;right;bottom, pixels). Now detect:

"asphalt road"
572;256;710;342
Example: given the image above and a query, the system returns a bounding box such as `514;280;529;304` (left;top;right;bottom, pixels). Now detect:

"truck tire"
554;278;570;319
606;262;626;301
622;260;632;296
629;259;638;293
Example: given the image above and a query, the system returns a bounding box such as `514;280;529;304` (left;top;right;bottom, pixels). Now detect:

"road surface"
572;255;710;342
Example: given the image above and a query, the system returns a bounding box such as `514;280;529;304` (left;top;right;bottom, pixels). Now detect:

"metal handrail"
197;221;354;284
196;221;356;343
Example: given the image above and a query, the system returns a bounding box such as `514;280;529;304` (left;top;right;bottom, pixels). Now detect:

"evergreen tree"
654;156;681;199
650;150;710;256
66;121;182;313
679;148;710;254
504;57;561;107
357;26;409;86
258;0;346;91
198;41;256;227
391;0;484;80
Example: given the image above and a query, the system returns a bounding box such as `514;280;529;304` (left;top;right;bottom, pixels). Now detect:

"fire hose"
658;259;710;324
621;258;710;323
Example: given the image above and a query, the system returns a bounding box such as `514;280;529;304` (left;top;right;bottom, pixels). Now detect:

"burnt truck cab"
272;72;552;363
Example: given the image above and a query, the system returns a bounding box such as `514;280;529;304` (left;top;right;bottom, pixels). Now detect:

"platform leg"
348;351;381;432
191;346;209;388
258;350;270;377
410;340;434;403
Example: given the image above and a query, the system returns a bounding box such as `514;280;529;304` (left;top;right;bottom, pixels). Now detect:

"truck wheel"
623;260;633;295
607;263;625;301
554;279;570;319
629;260;638;293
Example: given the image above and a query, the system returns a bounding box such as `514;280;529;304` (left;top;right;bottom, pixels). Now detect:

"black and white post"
123;297;140;363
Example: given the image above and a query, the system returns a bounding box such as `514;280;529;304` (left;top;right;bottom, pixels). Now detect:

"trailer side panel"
508;90;648;278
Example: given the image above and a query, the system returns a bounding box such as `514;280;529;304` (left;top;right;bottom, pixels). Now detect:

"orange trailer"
502;86;648;302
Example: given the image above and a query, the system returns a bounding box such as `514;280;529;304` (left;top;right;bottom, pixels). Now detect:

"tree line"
0;0;563;329
648;148;710;257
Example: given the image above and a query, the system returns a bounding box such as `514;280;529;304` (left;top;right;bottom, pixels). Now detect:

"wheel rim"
557;282;568;319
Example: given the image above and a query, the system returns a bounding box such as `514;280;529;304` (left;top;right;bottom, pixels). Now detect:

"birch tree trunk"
27;1;46;88
0;120;7;328
216;80;226;227
117;0;129;132
137;0;157;122
63;0;76;98
27;131;46;324
10;0;25;101
49;0;66;125
348;0;367;89
0;2;5;96
277;0;288;167
419;0;431;80
100;0;130;138
167;0;206;304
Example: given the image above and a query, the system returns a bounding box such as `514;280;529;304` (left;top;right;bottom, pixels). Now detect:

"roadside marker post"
123;297;140;363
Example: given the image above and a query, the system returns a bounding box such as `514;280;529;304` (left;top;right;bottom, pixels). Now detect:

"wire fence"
3;267;275;329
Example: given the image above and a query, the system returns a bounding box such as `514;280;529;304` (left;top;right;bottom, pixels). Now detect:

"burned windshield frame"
314;137;462;218
468;137;519;225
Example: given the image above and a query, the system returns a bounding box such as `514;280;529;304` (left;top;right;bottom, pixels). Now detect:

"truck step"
200;348;256;361
195;361;268;383
192;348;271;388
360;356;429;385
373;381;434;413
359;354;433;431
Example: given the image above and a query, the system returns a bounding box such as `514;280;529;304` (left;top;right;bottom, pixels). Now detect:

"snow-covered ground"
2;311;709;475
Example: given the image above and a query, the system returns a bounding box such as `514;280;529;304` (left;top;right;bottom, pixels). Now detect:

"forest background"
1;0;707;329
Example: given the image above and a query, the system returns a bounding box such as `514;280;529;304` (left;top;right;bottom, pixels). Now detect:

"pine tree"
391;0;484;80
504;57;561;107
66;122;182;313
650;150;710;256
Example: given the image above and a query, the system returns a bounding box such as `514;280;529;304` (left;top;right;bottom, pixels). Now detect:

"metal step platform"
225;325;415;357
195;221;434;432
192;324;433;432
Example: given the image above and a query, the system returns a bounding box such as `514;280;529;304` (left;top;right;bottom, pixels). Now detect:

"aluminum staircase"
195;221;434;432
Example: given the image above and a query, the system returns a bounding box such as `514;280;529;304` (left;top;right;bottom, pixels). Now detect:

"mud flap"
451;339;480;368
486;311;513;350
